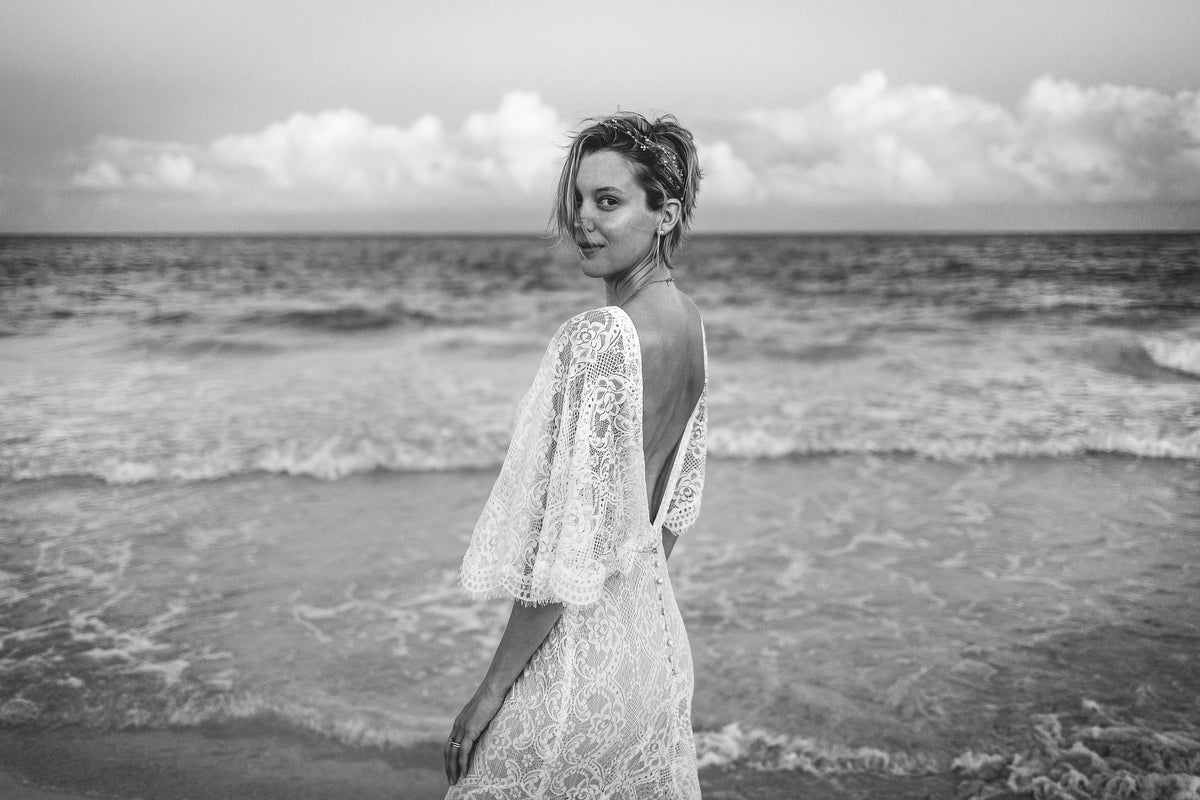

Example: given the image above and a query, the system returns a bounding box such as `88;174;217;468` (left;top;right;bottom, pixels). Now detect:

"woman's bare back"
622;288;705;522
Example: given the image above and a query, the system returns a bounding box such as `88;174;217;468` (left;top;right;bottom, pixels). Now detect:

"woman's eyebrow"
588;186;626;194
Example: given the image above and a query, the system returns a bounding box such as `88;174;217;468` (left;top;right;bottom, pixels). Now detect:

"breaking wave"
6;430;1198;486
1142;336;1200;379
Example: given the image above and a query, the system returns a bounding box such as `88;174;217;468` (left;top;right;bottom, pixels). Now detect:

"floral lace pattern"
452;306;707;799
460;306;707;608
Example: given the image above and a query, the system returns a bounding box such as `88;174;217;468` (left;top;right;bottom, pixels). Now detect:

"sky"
2;0;1199;233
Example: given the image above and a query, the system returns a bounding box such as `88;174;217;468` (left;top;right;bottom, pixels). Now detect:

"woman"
445;112;707;799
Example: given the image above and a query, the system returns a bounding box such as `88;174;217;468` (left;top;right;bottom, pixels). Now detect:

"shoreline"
0;726;974;800
0;726;447;800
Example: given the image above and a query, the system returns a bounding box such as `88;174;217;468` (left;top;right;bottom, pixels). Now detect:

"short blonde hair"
552;112;702;268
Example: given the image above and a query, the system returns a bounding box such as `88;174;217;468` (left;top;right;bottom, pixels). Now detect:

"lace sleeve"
459;308;643;608
662;322;707;537
661;390;706;537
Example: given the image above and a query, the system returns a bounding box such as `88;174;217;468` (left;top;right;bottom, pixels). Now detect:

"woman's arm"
479;600;564;697
444;599;564;785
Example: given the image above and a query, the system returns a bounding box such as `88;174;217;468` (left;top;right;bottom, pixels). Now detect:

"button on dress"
452;306;707;799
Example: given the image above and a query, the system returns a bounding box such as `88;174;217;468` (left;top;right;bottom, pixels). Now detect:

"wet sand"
0;725;444;800
0;726;970;800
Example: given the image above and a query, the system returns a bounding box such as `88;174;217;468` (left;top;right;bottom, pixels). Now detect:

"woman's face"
573;149;661;279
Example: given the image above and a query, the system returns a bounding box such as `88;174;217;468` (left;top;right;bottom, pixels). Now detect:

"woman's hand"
442;599;564;786
444;683;506;786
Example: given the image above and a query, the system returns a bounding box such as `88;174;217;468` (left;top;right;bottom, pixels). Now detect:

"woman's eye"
598;196;618;209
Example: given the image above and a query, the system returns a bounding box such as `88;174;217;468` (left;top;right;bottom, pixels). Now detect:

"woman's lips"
577;242;603;255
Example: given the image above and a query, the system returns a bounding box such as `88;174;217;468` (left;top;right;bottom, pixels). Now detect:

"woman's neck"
605;251;672;307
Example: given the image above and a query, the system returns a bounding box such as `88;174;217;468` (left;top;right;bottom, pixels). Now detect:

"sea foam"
952;700;1200;800
1142;336;1200;378
9;427;1200;487
693;722;940;775
706;428;1200;463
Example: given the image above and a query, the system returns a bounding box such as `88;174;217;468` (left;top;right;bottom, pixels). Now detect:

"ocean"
1;233;1198;799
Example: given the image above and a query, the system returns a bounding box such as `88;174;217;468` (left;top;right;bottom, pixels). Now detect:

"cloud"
72;159;122;189
1000;77;1200;202
718;71;1200;206
141;152;203;190
70;136;213;193
208;108;456;206
697;140;764;205
66;78;1200;215
462;91;562;192
70;92;562;210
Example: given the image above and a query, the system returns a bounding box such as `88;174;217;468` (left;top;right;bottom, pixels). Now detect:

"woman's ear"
659;198;683;235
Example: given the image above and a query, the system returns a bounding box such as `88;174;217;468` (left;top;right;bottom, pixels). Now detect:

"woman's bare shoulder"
625;290;701;349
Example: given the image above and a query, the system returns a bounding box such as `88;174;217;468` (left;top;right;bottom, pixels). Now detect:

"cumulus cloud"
72;159;122;189
462;91;562;192
698;140;765;205
716;71;1200;206
70;92;561;210
70;136;213;193
207;108;456;205
1001;77;1200;202
67;78;1200;213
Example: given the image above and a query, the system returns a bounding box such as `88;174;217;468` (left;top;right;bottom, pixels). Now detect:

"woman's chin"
579;259;611;279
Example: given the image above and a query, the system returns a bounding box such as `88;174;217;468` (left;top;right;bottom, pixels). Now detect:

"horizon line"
3;228;1199;238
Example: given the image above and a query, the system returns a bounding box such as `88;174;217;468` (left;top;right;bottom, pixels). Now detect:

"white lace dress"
451;306;707;800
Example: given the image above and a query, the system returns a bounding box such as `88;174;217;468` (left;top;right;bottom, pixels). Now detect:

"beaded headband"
600;120;684;193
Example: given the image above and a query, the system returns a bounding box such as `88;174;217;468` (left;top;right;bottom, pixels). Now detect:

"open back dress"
450;306;707;799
